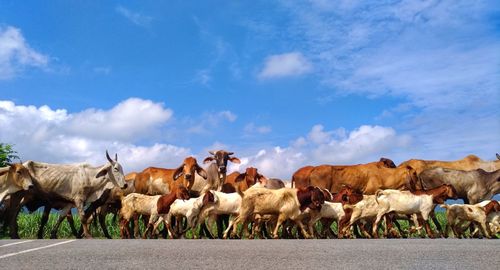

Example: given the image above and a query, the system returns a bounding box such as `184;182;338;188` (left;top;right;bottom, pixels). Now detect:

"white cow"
23;151;126;238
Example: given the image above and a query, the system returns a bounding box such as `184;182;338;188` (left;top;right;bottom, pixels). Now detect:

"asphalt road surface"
0;239;498;269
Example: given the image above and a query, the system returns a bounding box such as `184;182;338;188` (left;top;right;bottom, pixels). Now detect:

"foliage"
0;143;20;167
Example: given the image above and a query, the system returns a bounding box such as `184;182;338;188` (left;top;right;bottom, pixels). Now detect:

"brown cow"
222;167;265;193
399;154;500;175
307;163;418;195
134;157;207;195
292;157;398;191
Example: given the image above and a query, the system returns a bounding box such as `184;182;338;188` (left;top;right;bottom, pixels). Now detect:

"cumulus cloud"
115;5;153;28
0;25;49;79
230;124;411;179
67;98;173;141
258;52;312;79
0;98;181;172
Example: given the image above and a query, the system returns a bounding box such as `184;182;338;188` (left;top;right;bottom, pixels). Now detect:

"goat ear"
173;165;184;180
196;166;208;179
203;157;215;164
235;173;246;182
96;165;111;178
229;157;241;164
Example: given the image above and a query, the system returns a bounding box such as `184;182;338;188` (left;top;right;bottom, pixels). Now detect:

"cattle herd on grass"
1;150;499;239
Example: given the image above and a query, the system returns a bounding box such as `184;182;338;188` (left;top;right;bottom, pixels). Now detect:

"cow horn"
115;153;118;162
209;151;215;155
496;153;500;160
227;152;234;156
106;150;113;163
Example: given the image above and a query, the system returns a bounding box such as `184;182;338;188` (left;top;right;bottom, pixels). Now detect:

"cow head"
379;157;397;168
234;167;265;187
175;186;191;201
96;151;127;189
403;165;421;190
173;157;208;190
203;150;240;174
0;163;34;191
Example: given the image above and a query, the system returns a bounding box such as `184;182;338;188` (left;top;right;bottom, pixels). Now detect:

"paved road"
0;239;498;269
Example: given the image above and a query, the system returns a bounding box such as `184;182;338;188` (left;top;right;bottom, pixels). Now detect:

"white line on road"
0;240;76;259
0;240;34;247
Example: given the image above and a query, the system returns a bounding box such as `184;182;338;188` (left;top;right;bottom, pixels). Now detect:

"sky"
0;0;499;179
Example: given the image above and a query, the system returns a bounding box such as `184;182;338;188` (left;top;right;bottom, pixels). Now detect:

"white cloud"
0;25;49;79
0;98;180;172
258;52;312;79
115;6;153;28
67;98;172;141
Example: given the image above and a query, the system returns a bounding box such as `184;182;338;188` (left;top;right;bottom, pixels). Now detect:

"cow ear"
0;167;10;176
96;165;111;178
203;157;215;164
234;173;246;182
196;166;208;179
229;157;241;164
173;165;184;180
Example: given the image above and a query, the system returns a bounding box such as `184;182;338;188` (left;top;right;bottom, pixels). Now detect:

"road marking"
0;240;76;259
0;240;34;247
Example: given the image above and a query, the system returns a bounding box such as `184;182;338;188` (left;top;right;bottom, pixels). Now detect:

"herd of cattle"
1;150;499;239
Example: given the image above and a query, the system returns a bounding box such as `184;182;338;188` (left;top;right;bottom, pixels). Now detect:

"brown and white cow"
0;163;33;203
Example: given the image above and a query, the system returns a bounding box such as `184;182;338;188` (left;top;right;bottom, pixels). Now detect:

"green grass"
1;211;497;239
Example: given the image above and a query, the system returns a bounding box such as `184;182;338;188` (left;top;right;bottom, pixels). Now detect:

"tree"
0;143;20;167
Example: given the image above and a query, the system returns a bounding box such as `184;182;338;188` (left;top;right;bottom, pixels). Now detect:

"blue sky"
0;0;499;178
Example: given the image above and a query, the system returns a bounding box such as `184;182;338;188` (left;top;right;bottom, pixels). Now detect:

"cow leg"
7;193;24;239
216;214;228;239
97;206;112;239
37;205;51;239
50;205;72;239
65;212;79;238
75;200;92;239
